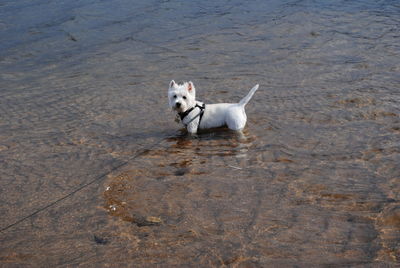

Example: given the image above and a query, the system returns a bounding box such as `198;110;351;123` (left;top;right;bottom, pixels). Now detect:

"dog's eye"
183;96;187;99
173;95;177;99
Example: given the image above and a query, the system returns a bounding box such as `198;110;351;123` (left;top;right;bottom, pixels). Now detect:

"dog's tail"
239;84;259;106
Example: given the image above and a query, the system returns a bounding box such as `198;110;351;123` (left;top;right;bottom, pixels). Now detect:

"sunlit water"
1;0;399;266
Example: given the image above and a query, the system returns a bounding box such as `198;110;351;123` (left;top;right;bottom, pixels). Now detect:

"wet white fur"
168;80;259;134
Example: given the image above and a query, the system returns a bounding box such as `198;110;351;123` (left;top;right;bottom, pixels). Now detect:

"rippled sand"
1;0;399;266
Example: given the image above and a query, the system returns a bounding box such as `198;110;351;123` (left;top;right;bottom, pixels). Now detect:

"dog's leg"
226;106;247;131
234;129;247;141
187;121;198;134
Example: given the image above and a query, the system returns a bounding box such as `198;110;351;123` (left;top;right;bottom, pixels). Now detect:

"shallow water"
1;0;399;266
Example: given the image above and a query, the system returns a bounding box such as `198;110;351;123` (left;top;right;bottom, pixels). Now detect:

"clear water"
1;0;399;266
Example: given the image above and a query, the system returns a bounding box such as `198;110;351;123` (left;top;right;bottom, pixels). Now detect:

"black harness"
178;103;205;130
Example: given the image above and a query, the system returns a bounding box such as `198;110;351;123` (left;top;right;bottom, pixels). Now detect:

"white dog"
168;80;259;134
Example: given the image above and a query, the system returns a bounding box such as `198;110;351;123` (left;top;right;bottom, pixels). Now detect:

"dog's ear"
187;81;194;93
169;80;176;88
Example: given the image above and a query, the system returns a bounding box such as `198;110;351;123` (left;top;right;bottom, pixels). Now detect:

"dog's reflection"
166;128;255;159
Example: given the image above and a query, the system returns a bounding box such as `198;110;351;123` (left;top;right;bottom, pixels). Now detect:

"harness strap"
179;103;206;130
179;106;195;121
198;103;205;126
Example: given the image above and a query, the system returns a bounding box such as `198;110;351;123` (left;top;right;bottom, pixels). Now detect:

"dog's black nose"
175;102;181;108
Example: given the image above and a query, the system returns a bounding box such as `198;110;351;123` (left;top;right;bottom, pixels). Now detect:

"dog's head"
168;80;196;113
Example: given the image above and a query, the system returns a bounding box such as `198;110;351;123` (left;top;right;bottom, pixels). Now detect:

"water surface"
0;0;399;266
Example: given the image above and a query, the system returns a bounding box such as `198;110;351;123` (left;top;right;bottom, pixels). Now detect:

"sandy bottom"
0;0;399;266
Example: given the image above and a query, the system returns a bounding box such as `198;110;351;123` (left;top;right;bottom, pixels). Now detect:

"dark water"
1;0;399;266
